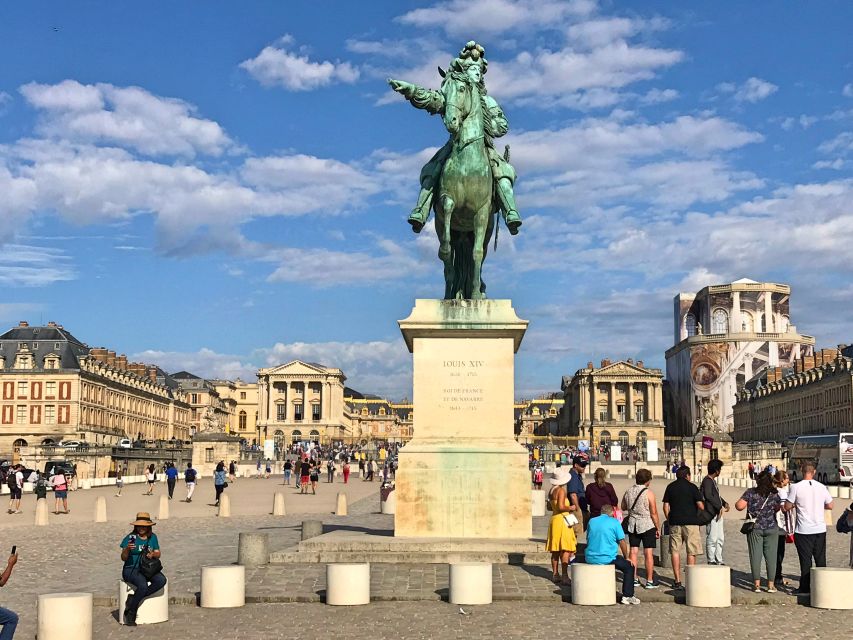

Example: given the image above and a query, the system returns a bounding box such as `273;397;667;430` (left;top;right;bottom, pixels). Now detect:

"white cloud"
240;35;359;91
818;131;853;156
812;158;844;170
396;0;595;37
843;83;853;98
639;88;678;104
0;244;76;286
20;80;234;157
717;77;778;103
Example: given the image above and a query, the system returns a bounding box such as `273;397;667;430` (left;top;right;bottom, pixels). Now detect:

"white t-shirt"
786;479;832;534
14;471;23;489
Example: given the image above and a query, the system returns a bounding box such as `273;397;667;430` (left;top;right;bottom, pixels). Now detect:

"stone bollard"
94;496;107;523
686;565;731;607
380;487;396;514
201;565;246;608
35;497;49;526
840;485;852;500
326;563;370;605
118;580;168;624
828;485;839;498
238;532;269;567
272;492;286;516
531;489;547;517
218;493;231;517
81;479;91;490
449;562;493;605
158;494;169;520
571;563;616;605
655;534;672;568
335;492;348;516
38;592;93;640
810;567;853;609
302;520;323;540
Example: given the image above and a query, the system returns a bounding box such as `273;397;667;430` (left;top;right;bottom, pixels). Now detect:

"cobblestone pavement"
1;476;850;638
89;602;848;640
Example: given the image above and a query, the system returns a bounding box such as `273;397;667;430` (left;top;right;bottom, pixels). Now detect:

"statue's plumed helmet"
454;41;487;74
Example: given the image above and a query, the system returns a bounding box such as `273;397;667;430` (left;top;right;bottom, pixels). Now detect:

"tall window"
240;392;247;400
617;404;626;422
618;431;629;447
45;381;56;397
635;405;645;422
637;430;648;452
685;313;697;337
16;405;26;424
599;430;611;444
238;410;247;431
276;404;287;421
190;393;198;404
741;312;754;332
294;403;303;421
44;405;56;425
205;447;214;462
711;309;728;334
312;404;321;421
17;381;27;397
598;407;609;421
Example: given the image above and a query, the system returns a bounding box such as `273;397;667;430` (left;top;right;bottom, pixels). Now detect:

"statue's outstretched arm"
388;79;444;115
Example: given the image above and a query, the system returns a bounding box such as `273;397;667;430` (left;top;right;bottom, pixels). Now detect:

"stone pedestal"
396;299;531;538
38;592;92;640
811;568;853;609
118;581;168;624
449;562;493;604
571;564;616;605
686;565;731;607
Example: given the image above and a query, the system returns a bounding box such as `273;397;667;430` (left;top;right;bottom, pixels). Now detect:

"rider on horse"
389;41;523;236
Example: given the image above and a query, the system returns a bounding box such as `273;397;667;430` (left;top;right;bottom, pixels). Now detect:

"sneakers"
620;596;641;605
672;581;684;590
633;579;641;587
644;581;660;589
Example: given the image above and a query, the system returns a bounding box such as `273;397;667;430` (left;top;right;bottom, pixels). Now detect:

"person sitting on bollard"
213;462;227;507
0;547;18;639
586;503;640;605
545;467;577;584
120;512;166;626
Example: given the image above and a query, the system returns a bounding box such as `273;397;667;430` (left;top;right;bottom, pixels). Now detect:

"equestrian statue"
388;41;523;300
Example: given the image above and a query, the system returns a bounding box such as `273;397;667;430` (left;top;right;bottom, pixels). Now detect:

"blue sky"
1;1;851;399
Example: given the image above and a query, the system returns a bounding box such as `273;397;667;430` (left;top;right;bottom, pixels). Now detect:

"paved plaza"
0;474;850;638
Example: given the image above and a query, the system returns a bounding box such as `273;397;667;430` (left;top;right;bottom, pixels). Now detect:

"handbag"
621;487;647;534
137;544;163;580
740;494;770;535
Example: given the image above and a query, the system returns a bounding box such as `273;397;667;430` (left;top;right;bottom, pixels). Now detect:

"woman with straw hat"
119;512;166;626
546;467;578;584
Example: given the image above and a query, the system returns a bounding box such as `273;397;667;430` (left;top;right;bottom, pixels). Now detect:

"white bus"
785;432;853;485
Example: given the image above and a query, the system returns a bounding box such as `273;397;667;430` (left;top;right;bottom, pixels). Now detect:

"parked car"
43;460;75;478
117;438;132;449
59;440;82;449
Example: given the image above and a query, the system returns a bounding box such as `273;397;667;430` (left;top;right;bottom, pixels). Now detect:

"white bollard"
201;565;245;608
686;565;731;607
335;492;348;516
81;479;91;490
811;567;853;609
839;485;852;500
118;580;169;624
380;489;396;514
449;562;493;605
35;497;49;526
218;493;231;517
38;592;93;640
273;492;286;516
158;494;169;520
828;485;839;498
531;489;547;517
326;563;370;605
571;564;616;605
94;496;107;523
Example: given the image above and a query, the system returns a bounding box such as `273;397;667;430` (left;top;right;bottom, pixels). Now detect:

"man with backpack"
6;466;23;515
184;462;197;503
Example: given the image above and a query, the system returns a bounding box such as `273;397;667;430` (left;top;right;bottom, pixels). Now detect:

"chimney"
116;354;128;371
106;351;116;367
147;366;158;383
586;361;594;369
627;358;634;364
18;321;28;328
47;321;57;328
90;348;109;363
637;360;644;368
600;359;611;368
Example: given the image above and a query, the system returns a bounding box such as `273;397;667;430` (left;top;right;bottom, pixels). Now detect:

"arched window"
238;410;247;431
781;315;790;333
41;438;55;446
13;438;27;448
741;311;754;333
599;430;611;444
291;429;302;439
636;430;647;450
685;314;697;337
618;431;629;447
711;309;728;334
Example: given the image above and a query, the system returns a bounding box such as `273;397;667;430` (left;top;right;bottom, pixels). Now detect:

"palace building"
665;279;815;436
0;321;190;456
561;359;665;457
514;394;563;442
345;392;413;443
733;346;853;442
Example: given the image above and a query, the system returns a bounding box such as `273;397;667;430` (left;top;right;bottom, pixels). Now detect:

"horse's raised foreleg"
438;194;455;300
470;201;490;300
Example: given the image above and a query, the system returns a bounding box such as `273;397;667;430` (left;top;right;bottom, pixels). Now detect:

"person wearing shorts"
662;466;705;589
299;458;311;495
115;467;124;497
622;469;662;589
51;471;69;514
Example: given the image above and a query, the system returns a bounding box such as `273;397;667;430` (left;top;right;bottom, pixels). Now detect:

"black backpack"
6;471;16;490
185;468;197;482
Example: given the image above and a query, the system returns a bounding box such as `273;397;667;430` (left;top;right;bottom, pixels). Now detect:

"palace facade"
345;392;413;443
0;321;191;456
561;359;665;457
514;395;563;441
665;279;815;436
733;346;853;442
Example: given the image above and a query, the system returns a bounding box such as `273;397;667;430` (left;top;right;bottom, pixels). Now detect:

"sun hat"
549;468;571;486
130;512;156;527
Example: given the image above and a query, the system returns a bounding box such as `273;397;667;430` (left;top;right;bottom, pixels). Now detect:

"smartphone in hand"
10;546;15;556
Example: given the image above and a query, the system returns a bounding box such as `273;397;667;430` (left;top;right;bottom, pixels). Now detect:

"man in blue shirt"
585;503;640;604
165;463;178;500
568;456;589;535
